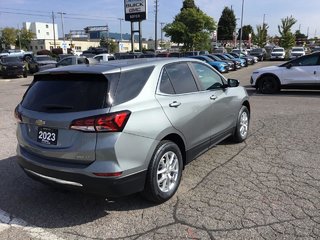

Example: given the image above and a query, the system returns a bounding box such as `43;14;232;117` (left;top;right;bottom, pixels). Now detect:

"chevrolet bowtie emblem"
35;119;46;126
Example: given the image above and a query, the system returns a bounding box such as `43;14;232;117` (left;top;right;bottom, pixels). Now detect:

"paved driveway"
0;63;320;239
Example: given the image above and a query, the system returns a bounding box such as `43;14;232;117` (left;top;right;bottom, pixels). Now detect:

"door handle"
210;95;217;100
169;101;181;108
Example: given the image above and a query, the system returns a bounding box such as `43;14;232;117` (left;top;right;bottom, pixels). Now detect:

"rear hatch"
17;73;115;164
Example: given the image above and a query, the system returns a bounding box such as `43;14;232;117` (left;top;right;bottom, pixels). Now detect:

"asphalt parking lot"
0;61;320;240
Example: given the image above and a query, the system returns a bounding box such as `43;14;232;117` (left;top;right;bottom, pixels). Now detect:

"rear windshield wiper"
42;104;74;110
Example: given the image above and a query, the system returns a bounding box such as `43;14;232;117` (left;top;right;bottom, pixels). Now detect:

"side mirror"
286;63;293;69
228;78;240;87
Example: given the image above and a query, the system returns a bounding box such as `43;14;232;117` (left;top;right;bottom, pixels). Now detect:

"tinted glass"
21;74;109;112
113;66;154;105
159;69;175;94
291;55;319;66
58;58;72;66
165;63;198;94
192;63;224;90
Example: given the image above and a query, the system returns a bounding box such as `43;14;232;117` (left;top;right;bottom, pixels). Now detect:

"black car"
0;56;27;78
250;48;267;61
28;55;57;74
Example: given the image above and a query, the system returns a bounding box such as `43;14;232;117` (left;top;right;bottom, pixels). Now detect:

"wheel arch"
256;73;281;88
162;133;186;168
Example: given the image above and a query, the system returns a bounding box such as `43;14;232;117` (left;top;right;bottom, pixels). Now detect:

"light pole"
57;12;66;41
239;0;244;51
118;18;124;41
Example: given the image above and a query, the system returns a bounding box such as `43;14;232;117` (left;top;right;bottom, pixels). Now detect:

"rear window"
21;74;110;113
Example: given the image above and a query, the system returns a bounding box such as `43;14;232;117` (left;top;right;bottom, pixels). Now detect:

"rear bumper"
16;146;147;198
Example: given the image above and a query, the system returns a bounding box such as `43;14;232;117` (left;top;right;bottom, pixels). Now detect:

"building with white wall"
23;22;58;40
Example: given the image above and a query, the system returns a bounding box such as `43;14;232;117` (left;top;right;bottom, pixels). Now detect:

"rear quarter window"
112;66;154;105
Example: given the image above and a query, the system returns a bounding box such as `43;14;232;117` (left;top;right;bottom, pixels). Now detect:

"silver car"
15;58;250;203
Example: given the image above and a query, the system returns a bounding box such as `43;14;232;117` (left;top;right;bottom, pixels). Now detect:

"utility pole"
57;12;66;41
160;22;165;49
239;0;244;51
52;11;56;48
118;18;124;41
154;0;158;50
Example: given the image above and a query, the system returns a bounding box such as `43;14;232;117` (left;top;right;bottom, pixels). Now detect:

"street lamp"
57;12;66;41
118;18;124;41
239;0;244;51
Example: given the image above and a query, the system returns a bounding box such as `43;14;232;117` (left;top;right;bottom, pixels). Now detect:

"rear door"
155;62;213;151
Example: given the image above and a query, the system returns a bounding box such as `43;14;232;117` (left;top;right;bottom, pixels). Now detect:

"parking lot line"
0;208;65;240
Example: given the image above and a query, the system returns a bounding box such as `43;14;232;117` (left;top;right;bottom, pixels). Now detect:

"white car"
289;47;305;59
250;52;320;93
93;53;115;62
270;47;285;60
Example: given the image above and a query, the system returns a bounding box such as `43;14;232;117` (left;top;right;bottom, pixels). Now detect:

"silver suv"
15;58;250;203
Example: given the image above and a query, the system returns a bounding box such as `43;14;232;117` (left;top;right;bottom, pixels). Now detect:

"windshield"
291;48;304;52
251;48;262;53
1;57;21;63
36;56;52;61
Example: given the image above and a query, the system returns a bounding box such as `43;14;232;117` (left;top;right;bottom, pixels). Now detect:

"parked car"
0;56;27;78
93;53;115;62
289;47;305;59
213;53;242;69
249;48;267;61
28;55;57;73
205;54;236;71
15;58;250;203
311;46;320;53
188;55;229;73
270;47;286;60
224;53;247;67
250;51;320;94
229;52;256;65
56;56;98;67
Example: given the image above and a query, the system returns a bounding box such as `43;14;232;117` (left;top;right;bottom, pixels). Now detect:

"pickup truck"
93;53;115;62
0;49;33;62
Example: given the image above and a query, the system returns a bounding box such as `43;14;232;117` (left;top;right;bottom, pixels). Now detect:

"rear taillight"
70;111;131;132
14;106;22;123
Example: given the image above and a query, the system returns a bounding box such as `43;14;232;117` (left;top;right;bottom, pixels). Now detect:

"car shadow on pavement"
0;155;157;228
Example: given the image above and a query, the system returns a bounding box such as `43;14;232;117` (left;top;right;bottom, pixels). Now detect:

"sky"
0;0;320;40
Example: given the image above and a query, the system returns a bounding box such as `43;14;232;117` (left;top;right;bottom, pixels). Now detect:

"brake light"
70;111;131;132
14;106;22;123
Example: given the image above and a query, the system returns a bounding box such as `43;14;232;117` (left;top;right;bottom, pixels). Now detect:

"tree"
163;0;215;51
16;28;35;50
237;25;254;40
181;0;197;10
0;27;17;48
217;7;236;40
254;23;269;47
99;36;117;53
278;16;297;50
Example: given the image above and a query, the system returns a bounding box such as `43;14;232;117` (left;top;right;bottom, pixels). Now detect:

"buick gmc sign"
124;0;147;21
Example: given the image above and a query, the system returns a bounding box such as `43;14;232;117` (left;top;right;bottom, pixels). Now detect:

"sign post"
124;0;147;52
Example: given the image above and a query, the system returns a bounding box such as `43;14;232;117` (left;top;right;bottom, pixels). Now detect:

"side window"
192;62;224;90
77;58;86;64
95;56;103;62
292;55;319;66
59;58;72;66
159;69;175;94
113;66;155;105
164;63;198;94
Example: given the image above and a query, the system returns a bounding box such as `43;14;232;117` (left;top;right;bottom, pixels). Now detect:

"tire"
142;140;183;203
232;106;250;143
258;76;280;94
